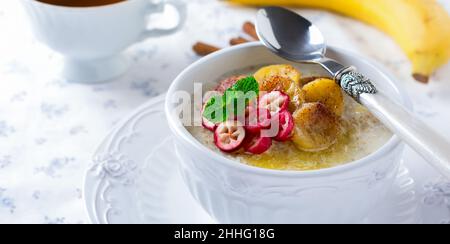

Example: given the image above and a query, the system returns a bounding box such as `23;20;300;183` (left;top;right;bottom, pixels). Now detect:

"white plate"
84;95;421;224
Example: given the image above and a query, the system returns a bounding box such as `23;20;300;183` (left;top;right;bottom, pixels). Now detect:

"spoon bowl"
257;7;326;62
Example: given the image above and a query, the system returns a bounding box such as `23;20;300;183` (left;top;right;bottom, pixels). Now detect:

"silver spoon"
256;6;450;178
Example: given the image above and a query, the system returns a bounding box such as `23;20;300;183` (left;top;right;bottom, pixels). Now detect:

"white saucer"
84;95;421;224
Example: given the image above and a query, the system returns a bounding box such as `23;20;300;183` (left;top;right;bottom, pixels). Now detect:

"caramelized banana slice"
258;75;305;111
302;78;344;117
257;75;292;92
292;103;341;152
254;64;302;86
255;65;305;110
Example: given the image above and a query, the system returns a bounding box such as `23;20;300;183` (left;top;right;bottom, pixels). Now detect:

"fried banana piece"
255;65;304;110
302;78;344;117
254;64;302;87
258;75;305;111
292;102;341;152
257;75;292;93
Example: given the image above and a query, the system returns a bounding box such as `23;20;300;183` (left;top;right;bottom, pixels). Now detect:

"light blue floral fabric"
0;0;449;224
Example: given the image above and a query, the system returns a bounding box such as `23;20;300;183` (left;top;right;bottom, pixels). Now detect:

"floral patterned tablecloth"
0;0;449;224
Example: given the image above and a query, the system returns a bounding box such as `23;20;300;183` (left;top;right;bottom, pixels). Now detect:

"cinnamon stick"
413;73;429;84
193;42;221;56
230;36;250;46
243;21;259;40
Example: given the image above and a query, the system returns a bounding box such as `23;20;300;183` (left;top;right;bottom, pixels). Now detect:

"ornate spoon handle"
337;68;450;179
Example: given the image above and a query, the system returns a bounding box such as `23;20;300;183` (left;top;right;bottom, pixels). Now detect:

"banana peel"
228;0;450;83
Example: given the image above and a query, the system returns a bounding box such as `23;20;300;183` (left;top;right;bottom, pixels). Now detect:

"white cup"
21;0;186;83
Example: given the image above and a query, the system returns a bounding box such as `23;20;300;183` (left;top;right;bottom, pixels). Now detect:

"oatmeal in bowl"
188;64;392;171
165;43;410;223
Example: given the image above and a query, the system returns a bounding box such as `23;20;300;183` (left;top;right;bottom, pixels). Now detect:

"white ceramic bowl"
165;42;411;224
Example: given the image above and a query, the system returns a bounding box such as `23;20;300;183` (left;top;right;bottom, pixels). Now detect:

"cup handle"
140;0;187;40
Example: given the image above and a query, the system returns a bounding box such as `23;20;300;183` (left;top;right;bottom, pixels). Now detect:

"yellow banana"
229;0;450;83
302;78;344;116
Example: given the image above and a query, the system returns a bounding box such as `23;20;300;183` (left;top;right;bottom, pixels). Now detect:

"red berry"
215;76;245;93
245;106;272;134
243;133;272;155
214;121;246;152
201;103;216;132
274;111;295;142
259;91;290;115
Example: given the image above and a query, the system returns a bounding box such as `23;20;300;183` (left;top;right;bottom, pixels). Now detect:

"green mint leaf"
203;95;227;124
228;76;259;116
203;76;259;123
231;76;259;95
